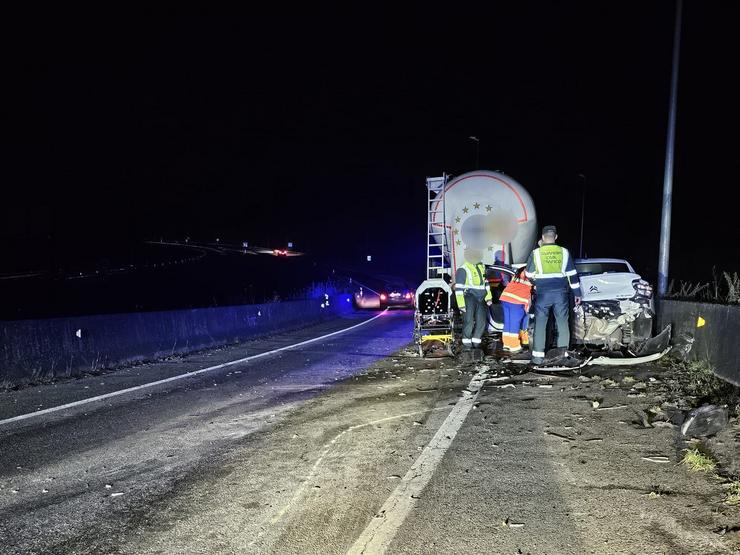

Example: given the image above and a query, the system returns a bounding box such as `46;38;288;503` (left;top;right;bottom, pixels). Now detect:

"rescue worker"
455;248;492;355
499;266;533;353
525;225;582;365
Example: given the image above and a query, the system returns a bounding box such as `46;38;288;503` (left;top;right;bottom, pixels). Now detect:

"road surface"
1;310;737;554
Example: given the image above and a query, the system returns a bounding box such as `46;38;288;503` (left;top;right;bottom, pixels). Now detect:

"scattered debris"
642;456;671;464
503;517;525;529
544;431;574;442
633;409;653;429
681;405;729;438
386;475;401;480
110;492;124;497
591;400;600;409
595;404;628;411
723;481;740;506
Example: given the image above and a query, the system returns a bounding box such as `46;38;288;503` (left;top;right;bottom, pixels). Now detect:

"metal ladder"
426;174;449;280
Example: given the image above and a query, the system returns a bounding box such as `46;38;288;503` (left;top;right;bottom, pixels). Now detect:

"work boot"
519;330;529;348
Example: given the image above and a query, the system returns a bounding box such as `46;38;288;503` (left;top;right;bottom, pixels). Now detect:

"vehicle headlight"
632;279;653;298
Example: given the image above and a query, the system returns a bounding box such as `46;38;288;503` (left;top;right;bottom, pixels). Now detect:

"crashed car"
572;258;656;352
484;259;666;357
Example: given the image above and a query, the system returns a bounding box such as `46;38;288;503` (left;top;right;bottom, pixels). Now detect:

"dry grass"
681;443;717;473
724;481;740;506
666;270;740;304
660;358;738;410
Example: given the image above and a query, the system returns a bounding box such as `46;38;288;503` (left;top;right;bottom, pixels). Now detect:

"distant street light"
468;136;480;169
578;174;586;258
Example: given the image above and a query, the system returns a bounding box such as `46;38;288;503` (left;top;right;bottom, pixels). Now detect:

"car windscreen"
575;262;631;276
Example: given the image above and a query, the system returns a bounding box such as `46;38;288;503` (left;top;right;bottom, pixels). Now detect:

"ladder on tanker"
426;174;449;280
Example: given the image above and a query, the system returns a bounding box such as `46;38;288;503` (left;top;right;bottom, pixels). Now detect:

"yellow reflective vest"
454;261;492;309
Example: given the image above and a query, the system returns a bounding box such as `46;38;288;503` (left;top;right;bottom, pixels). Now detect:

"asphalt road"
1;310;738;554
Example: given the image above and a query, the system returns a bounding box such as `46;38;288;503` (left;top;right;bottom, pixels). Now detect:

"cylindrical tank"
431;170;537;269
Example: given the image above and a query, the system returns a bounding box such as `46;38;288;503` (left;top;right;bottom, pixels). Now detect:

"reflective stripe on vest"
458;262;487;290
533;245;566;278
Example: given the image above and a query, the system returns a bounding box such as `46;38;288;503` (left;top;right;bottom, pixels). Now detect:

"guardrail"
0;295;355;388
657;299;740;386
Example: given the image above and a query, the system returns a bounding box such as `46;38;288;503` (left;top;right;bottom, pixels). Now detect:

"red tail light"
380;294;387;301
404;293;411;299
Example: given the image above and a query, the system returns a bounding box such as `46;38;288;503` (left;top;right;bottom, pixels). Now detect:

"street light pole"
658;0;683;297
578;174;586;258
469;136;480;169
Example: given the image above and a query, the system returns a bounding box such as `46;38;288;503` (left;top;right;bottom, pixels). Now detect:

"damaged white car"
572;258;661;353
485;258;670;360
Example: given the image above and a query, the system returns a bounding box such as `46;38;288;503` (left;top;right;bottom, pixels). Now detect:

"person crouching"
499;266;533;353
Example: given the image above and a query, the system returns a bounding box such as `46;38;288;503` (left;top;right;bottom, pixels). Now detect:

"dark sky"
4;2;738;281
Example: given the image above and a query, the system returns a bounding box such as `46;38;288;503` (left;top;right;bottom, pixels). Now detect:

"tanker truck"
413;170;537;357
413;170;667;359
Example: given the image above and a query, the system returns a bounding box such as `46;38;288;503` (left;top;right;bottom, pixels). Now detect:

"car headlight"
632;279;653;298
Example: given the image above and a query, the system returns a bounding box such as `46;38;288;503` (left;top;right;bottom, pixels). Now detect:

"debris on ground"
724;481;740;506
503;517;525;529
681;404;729;438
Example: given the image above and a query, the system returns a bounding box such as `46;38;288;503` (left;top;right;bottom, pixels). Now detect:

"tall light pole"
469;136;480;169
658;0;683;297
578;174;586;258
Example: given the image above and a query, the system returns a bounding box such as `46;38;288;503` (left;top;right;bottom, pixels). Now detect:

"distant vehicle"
273;249;288;257
379;282;415;309
573;258;655;351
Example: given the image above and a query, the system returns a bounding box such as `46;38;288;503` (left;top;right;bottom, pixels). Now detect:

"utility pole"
658;0;683;297
469;136;480;169
578;174;586;258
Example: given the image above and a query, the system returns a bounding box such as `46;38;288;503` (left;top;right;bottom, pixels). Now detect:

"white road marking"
347;368;487;554
248;406;450;550
0;310;389;427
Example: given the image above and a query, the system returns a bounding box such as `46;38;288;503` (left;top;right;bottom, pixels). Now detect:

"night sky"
4;2;738;282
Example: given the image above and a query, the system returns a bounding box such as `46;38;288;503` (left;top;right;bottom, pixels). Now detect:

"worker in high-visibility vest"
499;266;533;353
525;225;582;365
455;249;493;353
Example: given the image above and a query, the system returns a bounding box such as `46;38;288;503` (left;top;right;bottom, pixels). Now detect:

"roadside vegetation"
666;270;740;304
659;358;739;412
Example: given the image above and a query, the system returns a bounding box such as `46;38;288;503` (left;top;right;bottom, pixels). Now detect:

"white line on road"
247;406;450;550
0;310;389;427
347;367;487;554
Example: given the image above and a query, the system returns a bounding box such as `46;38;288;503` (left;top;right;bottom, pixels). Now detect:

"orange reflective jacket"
499;274;533;310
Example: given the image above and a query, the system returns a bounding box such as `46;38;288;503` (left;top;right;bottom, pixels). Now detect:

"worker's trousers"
532;288;570;359
462;293;488;350
502;301;529;352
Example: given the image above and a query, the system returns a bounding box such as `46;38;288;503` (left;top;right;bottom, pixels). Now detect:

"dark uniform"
455;261;493;351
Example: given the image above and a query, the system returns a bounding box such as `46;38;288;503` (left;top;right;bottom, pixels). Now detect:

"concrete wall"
0;295;355;387
658;300;740;386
